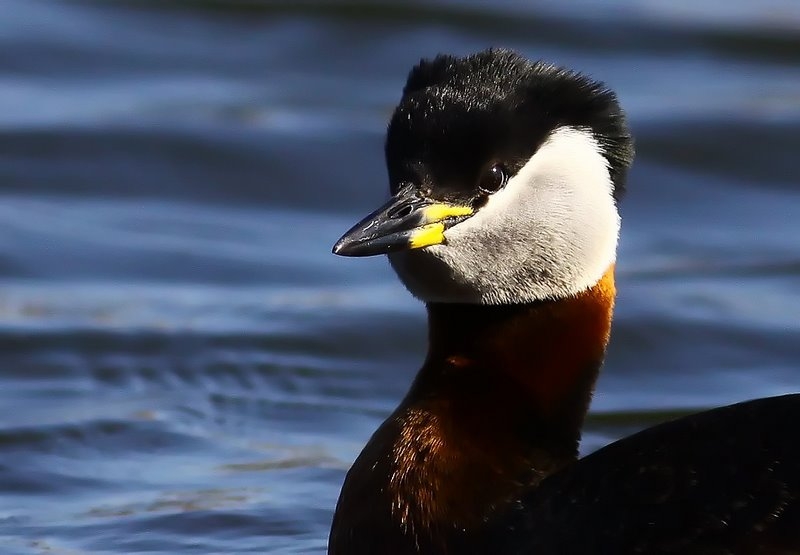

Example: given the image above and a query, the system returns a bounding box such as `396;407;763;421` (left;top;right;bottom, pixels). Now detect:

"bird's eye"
478;164;509;194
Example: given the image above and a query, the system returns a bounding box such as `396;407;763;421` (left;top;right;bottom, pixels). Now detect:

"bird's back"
491;394;800;554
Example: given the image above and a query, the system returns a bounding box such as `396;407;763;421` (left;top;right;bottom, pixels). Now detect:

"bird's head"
333;49;633;304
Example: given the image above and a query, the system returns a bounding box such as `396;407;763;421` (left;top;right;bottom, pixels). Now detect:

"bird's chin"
388;248;481;304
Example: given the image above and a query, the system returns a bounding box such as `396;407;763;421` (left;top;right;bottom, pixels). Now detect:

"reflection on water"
0;0;798;552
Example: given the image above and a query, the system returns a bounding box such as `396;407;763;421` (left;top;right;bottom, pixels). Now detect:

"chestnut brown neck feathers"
329;267;616;554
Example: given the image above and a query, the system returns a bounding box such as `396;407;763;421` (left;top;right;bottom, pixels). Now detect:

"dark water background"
0;0;799;553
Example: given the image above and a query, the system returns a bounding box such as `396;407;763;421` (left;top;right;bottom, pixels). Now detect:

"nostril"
389;204;414;219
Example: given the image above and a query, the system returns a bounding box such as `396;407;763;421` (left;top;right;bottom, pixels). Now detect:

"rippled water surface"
1;0;799;553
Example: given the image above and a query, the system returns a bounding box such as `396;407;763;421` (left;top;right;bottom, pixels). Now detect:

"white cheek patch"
389;126;619;304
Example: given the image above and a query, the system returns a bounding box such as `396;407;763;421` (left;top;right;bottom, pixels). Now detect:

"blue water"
0;0;799;553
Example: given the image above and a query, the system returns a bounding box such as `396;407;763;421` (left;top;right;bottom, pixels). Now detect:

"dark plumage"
493;394;800;554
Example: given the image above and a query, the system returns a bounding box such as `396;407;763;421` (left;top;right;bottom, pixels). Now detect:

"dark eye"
478;164;509;194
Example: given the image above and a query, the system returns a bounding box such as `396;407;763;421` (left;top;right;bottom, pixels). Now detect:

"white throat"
389;126;619;304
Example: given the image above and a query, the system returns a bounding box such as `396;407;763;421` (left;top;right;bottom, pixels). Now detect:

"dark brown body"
494;393;800;554
328;266;800;554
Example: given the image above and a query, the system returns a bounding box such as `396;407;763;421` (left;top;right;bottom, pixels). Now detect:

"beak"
332;186;474;257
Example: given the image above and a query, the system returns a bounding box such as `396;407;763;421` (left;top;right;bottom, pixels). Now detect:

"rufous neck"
421;266;615;434
329;267;616;555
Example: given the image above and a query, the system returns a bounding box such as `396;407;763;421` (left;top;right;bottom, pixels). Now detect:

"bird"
327;49;800;554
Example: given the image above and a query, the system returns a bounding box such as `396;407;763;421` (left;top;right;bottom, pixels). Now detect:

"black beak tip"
332;235;362;257
332;239;346;256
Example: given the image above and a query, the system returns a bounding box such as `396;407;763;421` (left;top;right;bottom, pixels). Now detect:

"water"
0;0;798;552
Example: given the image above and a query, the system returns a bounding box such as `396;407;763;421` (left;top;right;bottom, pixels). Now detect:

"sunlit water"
0;0;799;553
